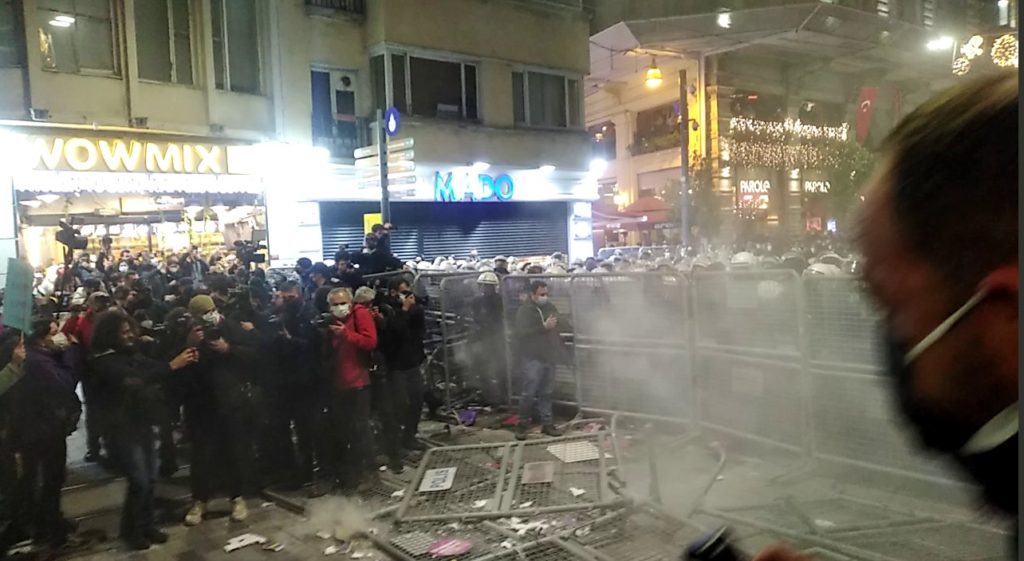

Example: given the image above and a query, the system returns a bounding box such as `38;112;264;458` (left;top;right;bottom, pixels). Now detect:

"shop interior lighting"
183;205;203;217
54;15;75;23
990;34;1018;68
538;164;556;174
471;161;490;172
960;35;984;59
108;225;122;236
36;193;61;204
644;58;663;89
589;158;608;176
926;36;955;52
18;199;41;208
210;205;229;217
717;12;732;29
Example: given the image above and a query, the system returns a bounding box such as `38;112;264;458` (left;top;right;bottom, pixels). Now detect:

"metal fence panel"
509;433;615;512
803;276;880;369
439;276;508;409
569;273;693;420
691;270;808;453
502;275;577;408
396;442;513;522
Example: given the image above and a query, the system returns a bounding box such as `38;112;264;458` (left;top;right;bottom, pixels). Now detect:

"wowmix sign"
28;136;228;174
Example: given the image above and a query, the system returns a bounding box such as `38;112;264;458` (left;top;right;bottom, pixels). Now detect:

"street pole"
678;69;691;250
376;108;391;223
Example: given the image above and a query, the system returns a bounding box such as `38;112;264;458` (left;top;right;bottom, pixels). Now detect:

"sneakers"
184;501;205;526
515;424;529;441
541;424;563;437
230;497;249;522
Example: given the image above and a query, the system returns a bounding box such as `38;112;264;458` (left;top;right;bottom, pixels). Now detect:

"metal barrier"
429;270;975;490
691;270;810;454
438;275;508;410
569;273;693;420
395;433;622;523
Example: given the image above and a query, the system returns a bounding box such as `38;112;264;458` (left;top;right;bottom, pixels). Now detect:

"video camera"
234;240;267;269
311;312;335;329
55;219;88;251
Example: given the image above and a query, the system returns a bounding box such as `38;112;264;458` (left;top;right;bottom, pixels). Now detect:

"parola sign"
434;171;514;202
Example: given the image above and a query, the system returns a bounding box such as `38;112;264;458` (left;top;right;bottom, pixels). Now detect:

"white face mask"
535;295;549;305
201;310;222;325
118;263;129;273
51;332;70;349
331;303;351;319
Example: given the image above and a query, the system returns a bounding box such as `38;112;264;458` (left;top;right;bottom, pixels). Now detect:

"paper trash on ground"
546;441;601;463
224;534;268;553
569;487;587;497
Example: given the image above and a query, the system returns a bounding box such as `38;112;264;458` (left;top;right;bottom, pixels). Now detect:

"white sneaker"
184;501;205;526
231;497;249;522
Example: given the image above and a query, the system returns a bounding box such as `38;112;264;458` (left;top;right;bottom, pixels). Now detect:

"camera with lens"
151;313;190;334
311;312;335;329
234;240;267;269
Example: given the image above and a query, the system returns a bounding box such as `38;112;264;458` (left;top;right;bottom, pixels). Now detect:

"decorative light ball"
991;34;1018;68
960;35;984;59
952;56;971;76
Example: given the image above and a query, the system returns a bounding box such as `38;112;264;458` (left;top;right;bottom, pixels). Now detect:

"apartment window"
136;0;193;85
0;0;22;67
373;52;477;120
632;102;680;156
311;68;359;161
512;70;582;129
37;0;116;74
211;0;260;94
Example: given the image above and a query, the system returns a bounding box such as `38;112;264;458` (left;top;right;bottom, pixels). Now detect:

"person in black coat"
380;280;427;454
180;295;259;526
89;311;197;551
6;318;82;550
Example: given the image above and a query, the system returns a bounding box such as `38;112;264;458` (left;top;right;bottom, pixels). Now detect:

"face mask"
397;293;407;304
201;310;222;326
884;290;988;453
535;296;549;305
118;263;129;273
331;303;351;319
168;265;179;273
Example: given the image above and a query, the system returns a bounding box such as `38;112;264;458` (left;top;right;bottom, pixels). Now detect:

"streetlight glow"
926;36;955;52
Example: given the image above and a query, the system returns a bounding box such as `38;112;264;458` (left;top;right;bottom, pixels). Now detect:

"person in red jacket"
326;286;378;491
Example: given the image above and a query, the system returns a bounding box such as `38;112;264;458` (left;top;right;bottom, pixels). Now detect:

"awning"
589;3;953;88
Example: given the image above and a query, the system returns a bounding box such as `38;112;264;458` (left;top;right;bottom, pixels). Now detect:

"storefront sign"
434;171;514;202
28;136;228;174
13;170;261;194
738;179;772;194
803;180;831;194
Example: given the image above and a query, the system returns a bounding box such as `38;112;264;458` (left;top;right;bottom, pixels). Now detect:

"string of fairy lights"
952;33;1018;76
724;117;848;169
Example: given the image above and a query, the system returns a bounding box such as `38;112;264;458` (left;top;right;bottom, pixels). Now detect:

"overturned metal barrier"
394;433;622;523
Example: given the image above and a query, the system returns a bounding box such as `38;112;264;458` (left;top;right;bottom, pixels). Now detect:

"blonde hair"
353;286;377;305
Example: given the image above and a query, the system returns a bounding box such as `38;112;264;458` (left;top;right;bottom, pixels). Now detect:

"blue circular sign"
384;107;401;137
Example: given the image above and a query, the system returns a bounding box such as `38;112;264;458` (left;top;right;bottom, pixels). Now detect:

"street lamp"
645;58;663;89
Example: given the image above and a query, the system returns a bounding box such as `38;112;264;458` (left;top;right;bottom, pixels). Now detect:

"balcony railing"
305;0;365;15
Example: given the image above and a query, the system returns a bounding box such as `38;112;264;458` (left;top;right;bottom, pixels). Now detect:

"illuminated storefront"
0;124;329;270
315;162;597;262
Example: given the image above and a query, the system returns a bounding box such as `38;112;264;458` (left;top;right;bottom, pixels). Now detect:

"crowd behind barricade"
0;220;858;555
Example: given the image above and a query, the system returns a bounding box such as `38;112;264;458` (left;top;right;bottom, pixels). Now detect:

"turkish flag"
855;87;878;144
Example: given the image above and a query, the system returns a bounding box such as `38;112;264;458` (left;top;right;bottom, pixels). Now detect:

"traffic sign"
354;151;416;167
386;137;414;152
384;107;401;137
358;174;418;187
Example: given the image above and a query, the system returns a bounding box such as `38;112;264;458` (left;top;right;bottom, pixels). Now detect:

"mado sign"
434;170;514;202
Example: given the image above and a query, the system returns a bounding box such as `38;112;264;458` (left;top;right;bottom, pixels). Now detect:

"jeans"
517;358;554;425
113;427;156;539
81;378;104;456
330;387;372;485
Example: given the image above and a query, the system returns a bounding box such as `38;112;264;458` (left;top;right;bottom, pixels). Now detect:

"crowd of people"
0;225;428;553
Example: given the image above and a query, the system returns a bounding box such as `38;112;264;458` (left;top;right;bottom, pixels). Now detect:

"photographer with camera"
325;287;378;491
180;295;258;527
90;310;198;551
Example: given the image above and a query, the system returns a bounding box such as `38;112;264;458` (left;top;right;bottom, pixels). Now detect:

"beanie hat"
188;294;216;317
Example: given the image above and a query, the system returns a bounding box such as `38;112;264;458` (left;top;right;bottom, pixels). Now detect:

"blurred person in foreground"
90;311;198;550
754;75;1017;561
514;281;566;440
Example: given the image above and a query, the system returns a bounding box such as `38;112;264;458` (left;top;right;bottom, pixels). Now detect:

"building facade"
584;0;1017;247
0;0;595;283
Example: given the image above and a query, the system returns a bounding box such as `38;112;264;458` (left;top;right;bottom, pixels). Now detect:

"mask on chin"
883;332;976;453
